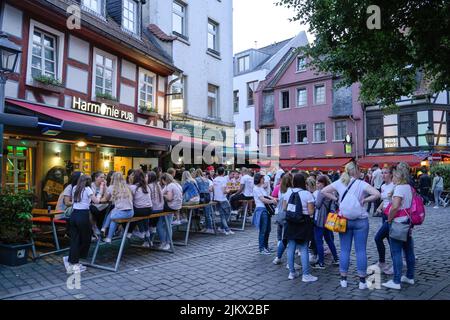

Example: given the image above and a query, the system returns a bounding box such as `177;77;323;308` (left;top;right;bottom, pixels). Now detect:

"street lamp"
0;32;22;190
425;126;435;166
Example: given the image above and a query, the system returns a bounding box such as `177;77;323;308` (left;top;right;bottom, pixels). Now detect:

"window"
244;121;251;146
170;76;185;114
208;84;219;118
233;90;239;113
296;124;307;143
297;88;307;107
314;122;326;142
238;55;250;72
123;0;137;34
247;81;257;106
172;1;187;37
399;113;417;136
314;85;325;104
31;29;57;79
334;120;347;141
82;0;102;14
139;70;155;110
296;56;306;72
280;91;290;109
95;52;114;96
367;117;383;139
208;19;219;53
280;126;290;144
266;128;272;146
5;146;33;193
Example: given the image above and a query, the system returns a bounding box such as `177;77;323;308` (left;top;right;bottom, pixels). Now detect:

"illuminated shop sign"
72;97;134;122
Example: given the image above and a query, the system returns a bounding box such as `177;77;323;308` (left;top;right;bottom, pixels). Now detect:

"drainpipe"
349;115;359;160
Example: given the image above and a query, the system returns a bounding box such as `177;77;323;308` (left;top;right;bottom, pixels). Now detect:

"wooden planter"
32;80;64;94
96;97;119;105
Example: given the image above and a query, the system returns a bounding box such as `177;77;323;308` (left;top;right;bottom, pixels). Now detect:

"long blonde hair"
340;161;359;186
181;170;196;184
110;172;132;202
194;169;204;179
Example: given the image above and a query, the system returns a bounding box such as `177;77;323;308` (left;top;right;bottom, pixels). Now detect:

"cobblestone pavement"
1;207;449;300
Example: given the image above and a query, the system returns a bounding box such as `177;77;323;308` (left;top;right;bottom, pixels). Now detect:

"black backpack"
285;190;307;224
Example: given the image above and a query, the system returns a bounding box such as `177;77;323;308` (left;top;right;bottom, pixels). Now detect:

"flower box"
32;79;64;94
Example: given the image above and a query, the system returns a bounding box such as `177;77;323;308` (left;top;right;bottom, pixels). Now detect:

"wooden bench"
174;202;218;246
31;209;68;259
230;199;253;231
84;210;176;272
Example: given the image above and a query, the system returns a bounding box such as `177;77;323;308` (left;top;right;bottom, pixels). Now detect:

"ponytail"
340;161;358;186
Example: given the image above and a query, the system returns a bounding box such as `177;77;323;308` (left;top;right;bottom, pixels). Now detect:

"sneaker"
302;274;318;282
401;276;415;285
150;227;157;234
273;257;282;265
132;230;145;239
67;263;86;274
180;218;189;224
226;230;235;235
142;241;150;248
231;210;239;215
288;271;300;280
159;243;171;251
359;282;368;290
63;256;70;272
205;228;215;234
259;249;272;255
286;263;301;270
104;237;112;244
311;262;325;270
433;206;439;209
340;280;348;288
382;280;401;290
145;231;151;238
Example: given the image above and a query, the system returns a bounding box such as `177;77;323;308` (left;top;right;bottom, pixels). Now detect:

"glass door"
5;146;33;193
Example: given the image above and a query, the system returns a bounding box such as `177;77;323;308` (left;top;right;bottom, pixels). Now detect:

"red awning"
279;159;303;170
6;99;205;146
358;155;425;169
297;158;352;171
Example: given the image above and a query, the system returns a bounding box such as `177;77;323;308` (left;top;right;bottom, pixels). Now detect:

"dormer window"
123;0;138;34
238;55;249;73
82;0;103;16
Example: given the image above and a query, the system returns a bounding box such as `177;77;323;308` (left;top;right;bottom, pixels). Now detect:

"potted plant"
32;74;64;93
138;104;160;119
0;191;34;266
95;92;118;105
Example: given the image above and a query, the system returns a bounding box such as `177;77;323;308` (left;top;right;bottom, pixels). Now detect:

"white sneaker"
205;228;215;234
286;263;301;270
226;230;235;235
359;282;368;290
340;280;348;288
160;243;171;251
104;237;112;244
142;241;150;248
231;210;238;215
302;274;318;282
433;206;439;209
63;256;70;272
382;280;401;290
67;263;86;274
288;271;300;280
132;230;145;239
150;227;157;233
401;276;415;285
273;257;282;265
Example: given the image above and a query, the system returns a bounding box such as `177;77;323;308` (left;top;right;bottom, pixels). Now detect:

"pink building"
255;48;364;171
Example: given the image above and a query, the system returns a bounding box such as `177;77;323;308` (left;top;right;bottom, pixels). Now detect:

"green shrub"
0;191;34;244
33;74;63;87
430;164;450;190
95;91;118;101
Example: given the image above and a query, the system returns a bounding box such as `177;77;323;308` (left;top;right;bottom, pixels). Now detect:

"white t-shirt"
263;175;271;195
56;185;73;210
393;184;412;210
208;179;214;200
283;188;315;215
274;169;284;187
72;186;94;210
129;185;152;208
381;182;395;209
331;178;371;218
213;176;228;202
240;175;254;197
372;168;383;189
253;185;268;208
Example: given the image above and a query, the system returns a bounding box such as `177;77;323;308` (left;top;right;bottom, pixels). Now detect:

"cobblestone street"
1;206;449;300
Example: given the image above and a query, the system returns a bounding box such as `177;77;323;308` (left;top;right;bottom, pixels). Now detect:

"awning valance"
296;158;352;171
358;155;426;169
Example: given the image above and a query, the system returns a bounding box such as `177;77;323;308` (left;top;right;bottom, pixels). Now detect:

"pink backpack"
409;186;426;226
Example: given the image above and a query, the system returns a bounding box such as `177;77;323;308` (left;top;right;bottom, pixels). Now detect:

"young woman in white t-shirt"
321;161;380;289
252;173;277;255
282;173;318;283
382;164;415;290
64;174;101;274
374;166;395;275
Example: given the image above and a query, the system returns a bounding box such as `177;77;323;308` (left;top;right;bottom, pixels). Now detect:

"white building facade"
145;0;234;147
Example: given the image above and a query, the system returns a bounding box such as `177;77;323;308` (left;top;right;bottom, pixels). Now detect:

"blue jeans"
256;207;271;251
390;233;415;284
203;204;214;229
339;218;369;277
216;200;231;232
434;188;443;206
155;210;173;243
314;226;338;264
287;240;309;275
102;208;134;239
276;223;287;259
374;215;390;263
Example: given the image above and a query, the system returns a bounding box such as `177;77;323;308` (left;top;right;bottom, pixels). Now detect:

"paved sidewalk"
1;207;449;300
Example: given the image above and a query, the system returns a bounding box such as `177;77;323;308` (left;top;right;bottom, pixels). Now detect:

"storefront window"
74;151;93;176
5;146;33;193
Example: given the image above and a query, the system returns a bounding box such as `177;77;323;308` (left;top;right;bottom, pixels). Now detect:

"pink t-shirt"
272;184;280;199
